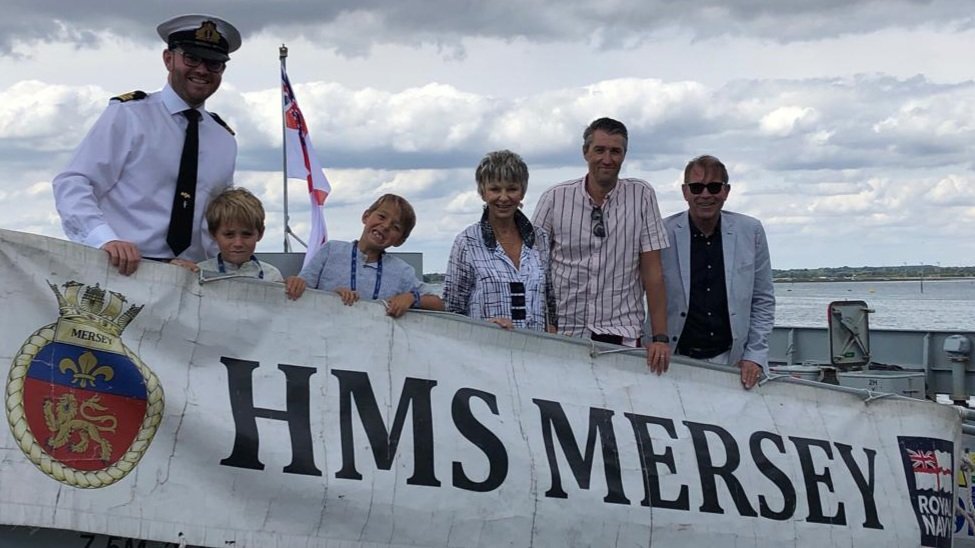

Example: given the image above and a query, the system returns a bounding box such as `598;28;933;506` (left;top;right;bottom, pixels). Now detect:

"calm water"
429;279;975;331
775;278;975;330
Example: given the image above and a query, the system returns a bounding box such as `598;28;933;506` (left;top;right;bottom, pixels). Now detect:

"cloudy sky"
1;0;974;273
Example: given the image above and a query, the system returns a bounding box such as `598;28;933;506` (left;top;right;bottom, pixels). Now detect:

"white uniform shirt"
52;84;237;261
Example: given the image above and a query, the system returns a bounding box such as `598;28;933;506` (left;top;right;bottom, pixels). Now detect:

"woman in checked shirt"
443;150;554;331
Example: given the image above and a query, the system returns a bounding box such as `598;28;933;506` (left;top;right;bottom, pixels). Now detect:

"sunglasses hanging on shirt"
509;282;526;321
591;206;606;238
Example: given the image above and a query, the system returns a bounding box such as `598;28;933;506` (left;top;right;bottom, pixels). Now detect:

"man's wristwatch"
650;334;669;344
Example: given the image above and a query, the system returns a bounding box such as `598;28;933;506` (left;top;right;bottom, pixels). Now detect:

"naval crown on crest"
47;281;143;337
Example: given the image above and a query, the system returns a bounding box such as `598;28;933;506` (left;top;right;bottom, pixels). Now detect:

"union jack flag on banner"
282;67;331;267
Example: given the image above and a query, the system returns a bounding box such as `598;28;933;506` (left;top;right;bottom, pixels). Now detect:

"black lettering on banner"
532;399;630;504
76;534;182;548
683;421;758;517
332;369;441;486
749;431;797;520
452;387;508;492
834;442;883;529
624;412;689;510
790;436;846;525
219;358;322;476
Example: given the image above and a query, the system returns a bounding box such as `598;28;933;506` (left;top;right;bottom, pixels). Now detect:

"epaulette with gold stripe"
110;90;147;103
208;112;235;135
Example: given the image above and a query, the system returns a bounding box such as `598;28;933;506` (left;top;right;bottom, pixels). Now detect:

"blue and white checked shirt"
444;209;554;331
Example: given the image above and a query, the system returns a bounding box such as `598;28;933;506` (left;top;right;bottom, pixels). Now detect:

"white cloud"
927;174;975;207
0;80;103;147
444;191;483;215
759;106;820;137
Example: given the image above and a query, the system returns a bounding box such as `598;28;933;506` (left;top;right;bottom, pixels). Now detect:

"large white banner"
0;229;964;547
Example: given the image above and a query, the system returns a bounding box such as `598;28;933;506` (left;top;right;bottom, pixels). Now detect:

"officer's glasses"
591;206;606;238
174;49;226;73
685;182;729;195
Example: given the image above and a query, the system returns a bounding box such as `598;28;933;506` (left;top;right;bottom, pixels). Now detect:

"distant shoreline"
773;276;975;283
425;271;975;284
770;265;975;283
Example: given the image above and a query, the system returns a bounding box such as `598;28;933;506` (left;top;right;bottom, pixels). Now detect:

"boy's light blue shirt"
298;240;431;299
197;256;284;282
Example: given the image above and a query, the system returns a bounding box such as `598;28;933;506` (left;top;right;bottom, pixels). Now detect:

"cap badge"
195;21;222;44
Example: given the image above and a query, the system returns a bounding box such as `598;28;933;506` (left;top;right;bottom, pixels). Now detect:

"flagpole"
279;44;291;252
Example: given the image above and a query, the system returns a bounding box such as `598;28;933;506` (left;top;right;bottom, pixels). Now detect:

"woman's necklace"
493;225;522;268
493;224;519;244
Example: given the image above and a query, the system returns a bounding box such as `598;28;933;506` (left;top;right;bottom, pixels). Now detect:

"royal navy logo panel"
898;435;954;547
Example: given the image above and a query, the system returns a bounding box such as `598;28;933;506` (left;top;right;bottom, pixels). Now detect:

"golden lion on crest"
43;394;118;462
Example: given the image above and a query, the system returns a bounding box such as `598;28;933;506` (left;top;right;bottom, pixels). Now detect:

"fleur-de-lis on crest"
59;351;114;389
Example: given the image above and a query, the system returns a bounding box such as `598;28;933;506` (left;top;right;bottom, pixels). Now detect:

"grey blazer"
660;210;775;370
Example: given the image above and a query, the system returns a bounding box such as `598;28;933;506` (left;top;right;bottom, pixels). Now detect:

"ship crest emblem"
5;281;164;488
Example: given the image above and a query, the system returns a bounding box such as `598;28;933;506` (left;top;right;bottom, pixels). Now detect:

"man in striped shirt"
532;117;671;374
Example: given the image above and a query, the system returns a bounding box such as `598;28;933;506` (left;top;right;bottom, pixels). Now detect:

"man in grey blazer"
660;155;775;389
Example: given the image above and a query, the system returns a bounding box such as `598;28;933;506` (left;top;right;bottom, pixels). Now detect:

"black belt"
591;333;642;347
678;346;729;359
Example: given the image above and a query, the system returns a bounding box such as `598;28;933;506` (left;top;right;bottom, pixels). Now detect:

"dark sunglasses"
685;182;728;195
174;49;226;73
591;207;605;238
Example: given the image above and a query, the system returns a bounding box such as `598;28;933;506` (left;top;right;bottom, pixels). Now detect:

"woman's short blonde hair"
475;150;529;196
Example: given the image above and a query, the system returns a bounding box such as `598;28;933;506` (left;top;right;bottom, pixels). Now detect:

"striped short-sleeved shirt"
532;176;669;340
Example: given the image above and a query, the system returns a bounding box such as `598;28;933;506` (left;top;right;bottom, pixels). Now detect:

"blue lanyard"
217;254;264;279
350;240;383;300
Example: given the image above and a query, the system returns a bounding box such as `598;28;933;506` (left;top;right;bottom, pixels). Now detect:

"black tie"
167;109;201;257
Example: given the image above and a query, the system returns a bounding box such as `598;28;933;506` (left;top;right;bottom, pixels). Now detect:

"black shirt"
676;218;732;359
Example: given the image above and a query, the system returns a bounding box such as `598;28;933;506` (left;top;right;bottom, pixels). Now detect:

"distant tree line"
771;265;975;282
424;265;975;283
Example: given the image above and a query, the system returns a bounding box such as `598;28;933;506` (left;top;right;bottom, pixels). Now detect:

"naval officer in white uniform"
53;14;241;275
